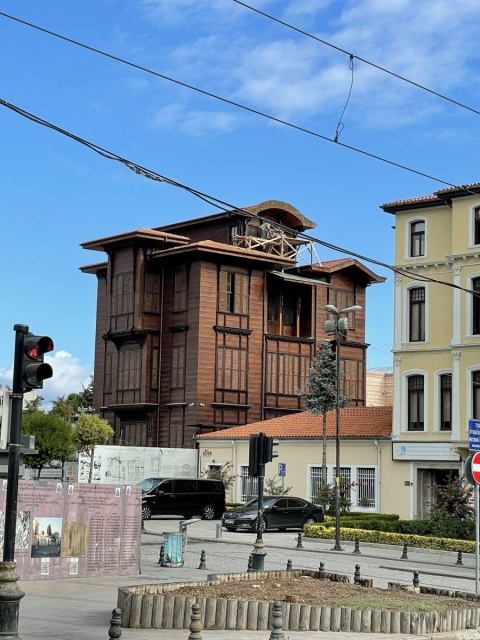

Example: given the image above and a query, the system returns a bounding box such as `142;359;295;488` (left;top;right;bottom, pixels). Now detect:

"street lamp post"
325;304;362;552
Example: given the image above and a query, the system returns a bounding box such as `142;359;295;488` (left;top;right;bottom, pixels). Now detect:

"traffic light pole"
251;462;266;571
0;325;27;639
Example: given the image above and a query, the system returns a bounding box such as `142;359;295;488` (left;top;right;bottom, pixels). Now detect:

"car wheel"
142;504;152;520
305;516;317;525
202;505;216;520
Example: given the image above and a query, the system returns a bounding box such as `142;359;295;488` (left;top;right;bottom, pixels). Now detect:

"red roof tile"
196;406;392;440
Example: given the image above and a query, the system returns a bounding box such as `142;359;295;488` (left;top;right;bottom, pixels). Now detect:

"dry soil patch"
170;575;475;612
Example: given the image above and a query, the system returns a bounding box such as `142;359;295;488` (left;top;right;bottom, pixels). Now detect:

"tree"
297;340;349;488
264;475;292;495
72;413;114;483
201;461;236;492
22;412;75;478
50;376;94;422
24;395;44;414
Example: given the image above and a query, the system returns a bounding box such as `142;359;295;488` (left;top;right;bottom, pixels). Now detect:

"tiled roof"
382;182;480;212
196;406;392;440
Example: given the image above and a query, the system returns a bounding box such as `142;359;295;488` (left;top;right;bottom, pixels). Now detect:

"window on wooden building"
409;287;425;341
174;266;187;311
266;352;310;395
171;346;185;388
219;271;249;314
340;359;364;403
439;373;452;431
118;348;141;390
144;273;161;313
216;347;247;390
408;375;424;431
112;273;133;315
267;281;311;337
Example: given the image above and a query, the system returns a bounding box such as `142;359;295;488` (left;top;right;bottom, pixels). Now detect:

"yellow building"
382;183;480;518
196;406;396;514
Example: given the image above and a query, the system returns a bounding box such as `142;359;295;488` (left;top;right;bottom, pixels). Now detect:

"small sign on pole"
278;462;286;477
469;419;480;451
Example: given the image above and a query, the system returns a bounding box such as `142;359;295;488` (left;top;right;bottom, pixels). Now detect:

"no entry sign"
472;451;480;485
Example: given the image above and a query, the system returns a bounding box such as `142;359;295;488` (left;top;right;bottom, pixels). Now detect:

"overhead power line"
0;11;467;188
232;0;480;118
1;96;478;300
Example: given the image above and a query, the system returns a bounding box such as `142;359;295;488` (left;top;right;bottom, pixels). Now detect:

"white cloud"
136;0;480;135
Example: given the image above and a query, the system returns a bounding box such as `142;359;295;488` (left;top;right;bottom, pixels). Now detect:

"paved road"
15;515;480;640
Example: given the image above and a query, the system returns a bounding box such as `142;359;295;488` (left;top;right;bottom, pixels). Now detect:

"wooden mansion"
81;200;384;448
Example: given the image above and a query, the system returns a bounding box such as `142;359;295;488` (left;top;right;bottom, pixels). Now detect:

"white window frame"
468;201;480;248
306;464;377;511
467;365;480;423
465;272;480;338
402;369;428;433
433;369;452;433
405;216;427;260
402;283;429;344
237;464;258;503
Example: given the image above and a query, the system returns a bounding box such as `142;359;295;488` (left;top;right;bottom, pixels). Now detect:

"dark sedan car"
222;496;324;532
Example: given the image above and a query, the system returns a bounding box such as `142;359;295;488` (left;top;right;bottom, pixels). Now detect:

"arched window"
439;374;452;431
473;371;480;420
472;277;480;335
409;287;425;341
410;221;425;257
408;375;424;431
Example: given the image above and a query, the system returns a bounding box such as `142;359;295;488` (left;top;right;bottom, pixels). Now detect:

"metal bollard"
354;564;361;585
198;550;207;570
247;553;253;573
318;561;325;574
157;544;165;565
269;600;285;640
413;571;420;588
215;523;222;539
108;608;122;640
400;543;408;560
188;602;203;640
353;537;361;554
295;533;303;549
286;559;293;570
456;551;464;566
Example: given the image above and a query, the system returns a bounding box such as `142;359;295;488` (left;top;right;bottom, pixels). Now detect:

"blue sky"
1;0;479;403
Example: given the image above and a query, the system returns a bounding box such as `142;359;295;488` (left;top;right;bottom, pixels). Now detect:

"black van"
138;477;226;520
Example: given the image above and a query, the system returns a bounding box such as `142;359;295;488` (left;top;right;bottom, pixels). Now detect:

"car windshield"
137;479;159;493
242;497;277;509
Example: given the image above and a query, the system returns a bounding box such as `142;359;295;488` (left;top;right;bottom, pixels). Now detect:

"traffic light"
248;433;262;477
22;333;54;391
263;437;280;464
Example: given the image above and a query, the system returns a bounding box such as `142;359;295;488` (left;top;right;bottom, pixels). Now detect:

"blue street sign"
278;462;286;477
469;419;480;451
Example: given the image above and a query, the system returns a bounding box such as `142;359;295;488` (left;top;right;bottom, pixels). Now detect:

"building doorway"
416;467;459;519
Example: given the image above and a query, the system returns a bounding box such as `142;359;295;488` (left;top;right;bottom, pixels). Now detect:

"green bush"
304;523;475;553
396;519;433;536
340;518;399;532
340;513;399;522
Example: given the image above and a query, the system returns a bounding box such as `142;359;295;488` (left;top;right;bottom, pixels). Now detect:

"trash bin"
162;532;184;567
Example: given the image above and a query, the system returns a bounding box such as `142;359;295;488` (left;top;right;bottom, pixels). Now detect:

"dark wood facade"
81;201;385;447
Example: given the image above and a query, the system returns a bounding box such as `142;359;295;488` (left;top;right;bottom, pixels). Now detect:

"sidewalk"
16;524;480;640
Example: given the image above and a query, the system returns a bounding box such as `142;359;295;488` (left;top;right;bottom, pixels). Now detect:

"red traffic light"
22;333;54;391
25;335;54;359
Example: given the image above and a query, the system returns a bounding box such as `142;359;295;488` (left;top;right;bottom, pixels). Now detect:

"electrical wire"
0;11;469;188
232;0;480;118
334;54;354;143
1;96;479;300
